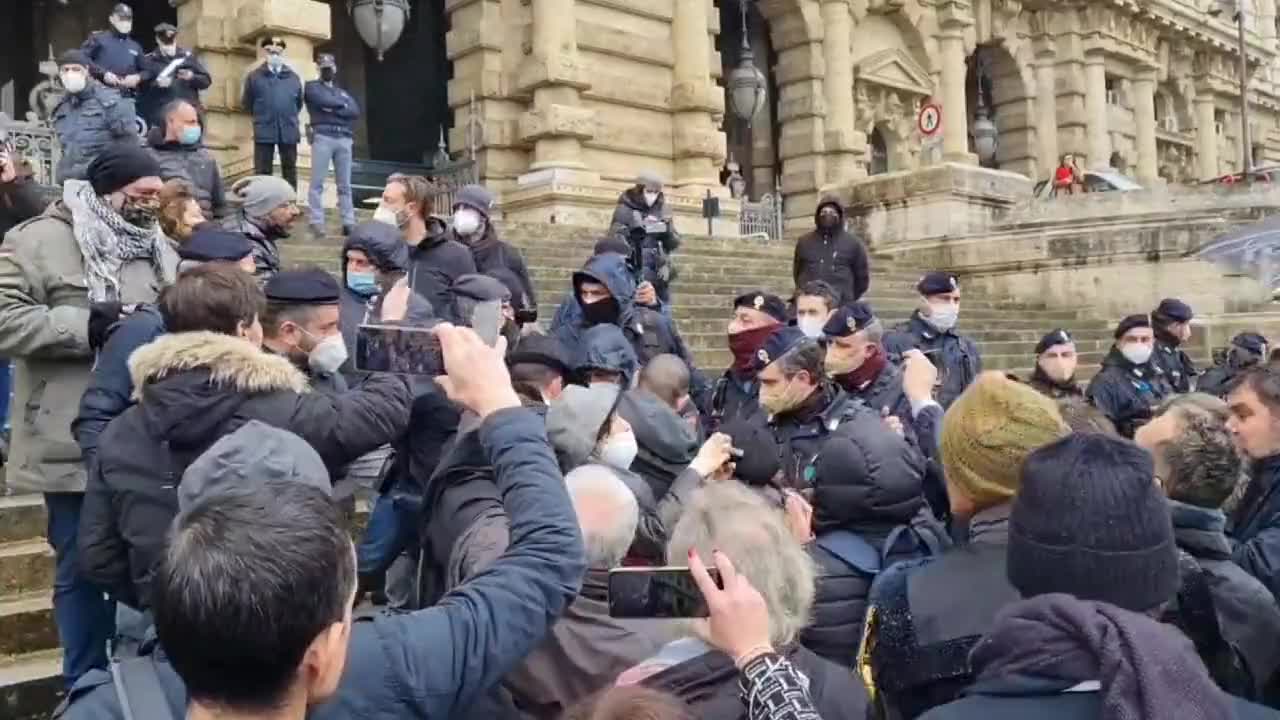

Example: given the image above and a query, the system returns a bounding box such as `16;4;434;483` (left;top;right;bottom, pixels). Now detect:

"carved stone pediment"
855;47;934;98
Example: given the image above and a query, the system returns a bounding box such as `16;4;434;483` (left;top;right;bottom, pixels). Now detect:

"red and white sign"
918;103;942;136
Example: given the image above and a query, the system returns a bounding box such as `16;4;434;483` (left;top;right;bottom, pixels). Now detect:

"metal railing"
740;191;784;242
426;158;478;212
0;112;61;188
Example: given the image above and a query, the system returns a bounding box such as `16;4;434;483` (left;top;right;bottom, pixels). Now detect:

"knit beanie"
86;142;163;196
938;372;1069;508
1008;433;1179;612
229;175;296;219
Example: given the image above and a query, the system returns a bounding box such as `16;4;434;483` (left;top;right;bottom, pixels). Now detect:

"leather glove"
88;301;124;351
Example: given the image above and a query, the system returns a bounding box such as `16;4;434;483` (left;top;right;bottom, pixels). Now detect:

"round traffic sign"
918;103;941;136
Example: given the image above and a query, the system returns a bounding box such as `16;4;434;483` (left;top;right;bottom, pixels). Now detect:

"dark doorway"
716;0;779;200
869;127;889;175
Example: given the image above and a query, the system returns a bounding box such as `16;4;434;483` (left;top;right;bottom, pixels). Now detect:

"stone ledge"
514;55;593;94
519;105;597;143
233;0;330;44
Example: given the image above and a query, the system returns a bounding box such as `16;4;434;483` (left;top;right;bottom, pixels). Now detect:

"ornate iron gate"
739;190;784;242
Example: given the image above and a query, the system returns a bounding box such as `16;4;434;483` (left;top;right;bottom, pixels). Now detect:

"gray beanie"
229;175;296;219
453;184;495;218
179;421;330;512
637;170;663;189
547;384;621;469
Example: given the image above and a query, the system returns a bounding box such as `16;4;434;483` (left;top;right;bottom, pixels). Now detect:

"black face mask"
581;297;621;326
320;67;335;82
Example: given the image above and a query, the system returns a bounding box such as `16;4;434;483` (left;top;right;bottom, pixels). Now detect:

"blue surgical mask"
179;125;202;146
267;53;284;72
346;271;378;297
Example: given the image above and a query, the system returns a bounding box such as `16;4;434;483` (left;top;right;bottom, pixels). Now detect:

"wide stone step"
0;593;56;658
664;317;1115;340
0;497;45;547
0;650;62;720
0;541;54;600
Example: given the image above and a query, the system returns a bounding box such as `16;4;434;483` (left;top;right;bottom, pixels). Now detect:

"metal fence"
0;112;60;188
426;158;478;212
740;191;784;242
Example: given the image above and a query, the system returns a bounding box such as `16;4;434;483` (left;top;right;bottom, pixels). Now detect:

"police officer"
1150;297;1198;393
80;4;145;106
138;22;212;129
883;271;982;408
703;291;787;434
1198;331;1269;398
261;269;349;395
304;53;361;239
241;36;304;189
1026;329;1084;399
755;326;876;488
1086;314;1174;438
51;50;138;182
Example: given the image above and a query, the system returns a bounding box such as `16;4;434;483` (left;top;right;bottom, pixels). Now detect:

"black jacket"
703;368;763;436
59;408;587;720
240;63;303;145
77;331;413;609
1165;500;1280;701
148;138;226;219
1086;347;1174;438
459;226;538;310
408;221;477;324
80;30;145;81
617;388;698;503
303;79;360;138
1153;328;1199;394
1232;455;1280;602
137;48;211;126
768;382;878;488
864;503;1022;720
883;312;982;409
792;196;870;304
0;174;47;237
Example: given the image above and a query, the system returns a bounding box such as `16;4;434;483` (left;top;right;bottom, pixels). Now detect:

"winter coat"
148;138;226;219
792;196;870;305
240;63;304;145
608;187;682;303
303;79;360;138
407;222;477;324
77;330;413;608
57;408;586;720
504;569;668;719
0;173;47;237
1232;455;1280;602
704;368;762;436
51;82;137;182
1164;500;1280;701
1153;328;1199;394
222;211;285;278
451;220;538;310
1086;346;1174;439
0;201;178;494
1199;362;1244;399
572;323;639;386
617;388;699;503
137;48;212;126
883;312;982;409
80;30;145;82
627;637;870;720
768;382;879;488
72;304;166;468
863;503;1022;720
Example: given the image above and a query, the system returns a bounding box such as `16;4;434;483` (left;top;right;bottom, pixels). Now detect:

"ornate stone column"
821;0;863;184
1132;67;1159;185
1083;50;1110;169
1033;37;1059;176
670;0;724;189
1195;92;1219;180
938;1;975;163
517;0;594;175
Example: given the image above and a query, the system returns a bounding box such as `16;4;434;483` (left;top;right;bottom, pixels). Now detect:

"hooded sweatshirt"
792;196;870;304
617;388;699;501
572;324;639;388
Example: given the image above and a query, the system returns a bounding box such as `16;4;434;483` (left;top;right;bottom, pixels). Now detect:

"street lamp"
348;0;411;62
1208;0;1253;178
726;0;768;125
971;48;999;166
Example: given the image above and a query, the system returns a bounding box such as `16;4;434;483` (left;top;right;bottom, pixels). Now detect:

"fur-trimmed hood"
127;331;309;448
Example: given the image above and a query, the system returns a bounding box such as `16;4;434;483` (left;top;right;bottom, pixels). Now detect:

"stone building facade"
5;0;1280;230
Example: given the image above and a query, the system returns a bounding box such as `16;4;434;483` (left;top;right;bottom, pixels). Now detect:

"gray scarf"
63;179;173;302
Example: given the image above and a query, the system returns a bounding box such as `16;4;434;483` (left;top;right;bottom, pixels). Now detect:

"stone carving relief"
854;47;935;171
1158;142;1196;185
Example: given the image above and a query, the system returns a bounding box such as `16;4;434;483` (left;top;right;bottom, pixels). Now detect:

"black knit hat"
733;291;787;325
1113;313;1151;340
1008;433;1179;612
86;142;162;196
1034;328;1074;356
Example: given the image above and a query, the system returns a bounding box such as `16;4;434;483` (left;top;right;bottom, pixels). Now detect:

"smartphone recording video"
608;566;723;619
354;324;443;376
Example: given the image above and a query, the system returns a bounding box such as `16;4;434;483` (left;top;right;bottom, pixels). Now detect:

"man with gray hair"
618;481;870;720
504;464;666;718
1135;393;1280;699
223;174;301;277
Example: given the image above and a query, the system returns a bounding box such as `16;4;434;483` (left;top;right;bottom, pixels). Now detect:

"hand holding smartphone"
608;566;723;619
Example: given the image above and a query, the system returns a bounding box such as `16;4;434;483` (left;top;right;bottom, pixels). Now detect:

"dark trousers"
44;492;115;688
254;142;298;189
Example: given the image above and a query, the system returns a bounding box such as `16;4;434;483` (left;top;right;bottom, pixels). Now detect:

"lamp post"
1209;0;1253;178
726;0;768;125
971;48;999;166
348;0;411;62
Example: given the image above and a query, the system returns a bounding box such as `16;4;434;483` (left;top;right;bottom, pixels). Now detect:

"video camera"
625;219;675;289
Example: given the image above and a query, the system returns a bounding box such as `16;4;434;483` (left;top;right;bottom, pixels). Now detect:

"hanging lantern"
348;0;411;62
972;105;999;165
727;1;768;124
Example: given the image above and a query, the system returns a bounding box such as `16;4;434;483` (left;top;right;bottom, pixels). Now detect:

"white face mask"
927;303;959;332
373;204;400;228
797;316;825;340
599;430;639;471
453;208;483;236
643;191;659;206
60;71;88;94
307;333;349;375
112;19;132;34
1121;343;1153;366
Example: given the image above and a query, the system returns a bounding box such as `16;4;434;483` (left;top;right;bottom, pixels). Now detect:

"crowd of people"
4;5;1280;719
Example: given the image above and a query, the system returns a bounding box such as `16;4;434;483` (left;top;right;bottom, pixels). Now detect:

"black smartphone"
354;324;444;376
608;566;723;619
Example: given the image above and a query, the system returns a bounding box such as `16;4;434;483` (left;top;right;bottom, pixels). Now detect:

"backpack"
816;523;945;578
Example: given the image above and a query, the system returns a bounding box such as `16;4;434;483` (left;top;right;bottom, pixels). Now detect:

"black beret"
86;142;163;196
264;269;340;304
1035;329;1075;355
179;226;253;263
753;326;808;373
506;333;571;377
917;271;960;297
1233;332;1269;356
823;302;876;338
452;274;510;303
1154;298;1193;323
58;49;92;68
733;291;787;325
1114;314;1152;340
154;22;177;36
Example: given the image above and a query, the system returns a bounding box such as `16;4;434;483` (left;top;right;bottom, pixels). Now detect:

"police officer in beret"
1199;332;1269;398
1027;329;1084;399
883;272;982;408
261;269;350;395
1150;298;1198;393
1087;314;1174;438
703;291;788;434
80;4;145;104
755;326;878;488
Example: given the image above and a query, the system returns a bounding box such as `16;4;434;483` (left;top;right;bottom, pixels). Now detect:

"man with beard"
222;175;301;278
1226;367;1280;601
1151;298;1198;393
1087;314;1175;438
883;272;982;409
1200;332;1269;398
792;196;870;305
703;292;787;434
374;174;475;320
1026;329;1084;399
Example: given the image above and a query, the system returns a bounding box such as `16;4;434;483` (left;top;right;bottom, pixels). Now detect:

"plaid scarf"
63;179;173;302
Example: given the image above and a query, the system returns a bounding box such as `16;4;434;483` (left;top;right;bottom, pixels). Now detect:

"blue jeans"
0;358;10;432
357;493;418;577
44;493;115;688
308;134;355;227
